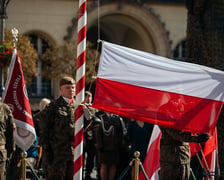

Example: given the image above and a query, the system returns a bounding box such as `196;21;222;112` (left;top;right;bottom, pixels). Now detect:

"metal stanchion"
133;151;140;180
117;151;149;180
16;151;40;180
21;152;27;180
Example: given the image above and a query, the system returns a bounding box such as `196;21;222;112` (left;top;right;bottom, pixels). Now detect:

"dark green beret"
59;76;75;86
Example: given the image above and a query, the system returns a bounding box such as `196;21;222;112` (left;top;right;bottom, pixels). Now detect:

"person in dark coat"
127;119;153;163
95;112;124;180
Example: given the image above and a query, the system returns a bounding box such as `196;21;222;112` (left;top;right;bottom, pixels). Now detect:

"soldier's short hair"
85;91;92;97
59;76;75;86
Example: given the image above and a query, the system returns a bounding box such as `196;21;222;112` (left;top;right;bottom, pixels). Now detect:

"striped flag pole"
74;0;87;179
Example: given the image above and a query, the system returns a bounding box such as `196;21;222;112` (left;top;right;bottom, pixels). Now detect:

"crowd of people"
0;75;212;180
30;76;154;180
82;89;154;180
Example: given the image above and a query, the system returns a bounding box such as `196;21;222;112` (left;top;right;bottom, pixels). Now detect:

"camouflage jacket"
159;126;200;164
0;102;15;161
34;96;75;163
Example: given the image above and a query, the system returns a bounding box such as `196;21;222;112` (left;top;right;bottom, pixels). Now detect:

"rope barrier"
190;168;197;180
139;162;149;180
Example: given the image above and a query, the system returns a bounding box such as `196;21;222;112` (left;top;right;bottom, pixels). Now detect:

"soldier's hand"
197;133;210;143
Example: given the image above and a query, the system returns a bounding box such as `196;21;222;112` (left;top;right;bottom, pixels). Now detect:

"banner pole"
74;0;87;179
21;152;27;180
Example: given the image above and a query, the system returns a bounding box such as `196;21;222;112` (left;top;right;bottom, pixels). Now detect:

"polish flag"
139;125;161;180
92;41;224;133
2;49;36;151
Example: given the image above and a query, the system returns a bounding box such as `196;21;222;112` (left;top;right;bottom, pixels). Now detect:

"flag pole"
200;149;212;179
74;0;87;179
11;28;29;180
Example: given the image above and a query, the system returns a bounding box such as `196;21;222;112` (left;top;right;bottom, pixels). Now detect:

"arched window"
27;34;52;98
173;40;186;61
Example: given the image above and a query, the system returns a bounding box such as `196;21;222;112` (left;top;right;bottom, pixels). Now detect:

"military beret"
59;76;75;86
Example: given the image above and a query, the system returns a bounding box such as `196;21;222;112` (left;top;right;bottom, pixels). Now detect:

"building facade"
6;0;187;105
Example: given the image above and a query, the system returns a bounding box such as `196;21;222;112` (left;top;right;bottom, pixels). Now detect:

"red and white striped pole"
74;0;87;179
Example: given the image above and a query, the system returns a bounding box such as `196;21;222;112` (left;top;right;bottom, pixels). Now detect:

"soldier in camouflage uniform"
0;102;15;180
34;76;76;180
159;126;210;180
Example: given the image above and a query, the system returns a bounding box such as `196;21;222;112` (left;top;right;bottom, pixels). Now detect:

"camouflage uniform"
36;96;75;180
0;102;15;180
159;126;209;180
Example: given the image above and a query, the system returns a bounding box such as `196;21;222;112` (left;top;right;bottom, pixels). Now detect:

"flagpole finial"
11;28;18;48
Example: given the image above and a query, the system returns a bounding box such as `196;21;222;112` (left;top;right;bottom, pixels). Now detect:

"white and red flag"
92;41;224;133
2;48;36;151
139;125;161;180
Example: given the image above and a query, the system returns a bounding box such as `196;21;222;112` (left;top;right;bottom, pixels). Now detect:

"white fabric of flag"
2;49;36;151
93;41;224;133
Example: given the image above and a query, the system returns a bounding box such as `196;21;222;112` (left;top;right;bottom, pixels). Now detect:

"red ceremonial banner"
2;49;36;151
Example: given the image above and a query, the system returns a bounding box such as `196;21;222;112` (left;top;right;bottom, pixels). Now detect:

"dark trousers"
85;142;96;177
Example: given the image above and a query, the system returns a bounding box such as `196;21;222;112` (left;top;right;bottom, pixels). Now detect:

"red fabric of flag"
2;49;36;151
189;142;202;157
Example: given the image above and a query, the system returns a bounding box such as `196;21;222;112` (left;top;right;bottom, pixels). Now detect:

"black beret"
59;76;75;86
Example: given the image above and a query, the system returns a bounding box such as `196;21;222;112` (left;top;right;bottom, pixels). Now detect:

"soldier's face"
84;95;92;104
60;84;76;99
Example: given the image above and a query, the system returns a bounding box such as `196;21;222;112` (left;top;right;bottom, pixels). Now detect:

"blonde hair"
39;98;51;111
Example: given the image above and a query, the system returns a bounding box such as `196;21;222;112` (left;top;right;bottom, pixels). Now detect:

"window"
27;34;52;98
